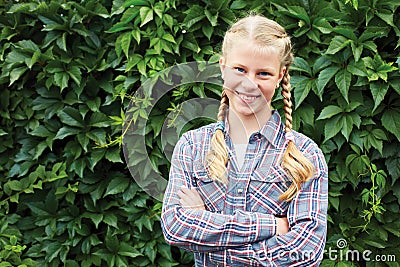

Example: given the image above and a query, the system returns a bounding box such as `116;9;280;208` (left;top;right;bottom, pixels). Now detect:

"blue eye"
259;72;270;77
235;67;245;73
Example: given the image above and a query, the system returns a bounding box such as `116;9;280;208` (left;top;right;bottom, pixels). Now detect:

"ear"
278;66;287;83
219;57;225;77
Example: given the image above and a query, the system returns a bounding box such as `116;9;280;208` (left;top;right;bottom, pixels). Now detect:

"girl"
161;14;328;266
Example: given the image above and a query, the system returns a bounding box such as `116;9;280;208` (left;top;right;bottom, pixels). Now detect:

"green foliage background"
0;0;399;266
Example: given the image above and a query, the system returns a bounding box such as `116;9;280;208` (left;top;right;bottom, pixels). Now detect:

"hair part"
206;14;314;201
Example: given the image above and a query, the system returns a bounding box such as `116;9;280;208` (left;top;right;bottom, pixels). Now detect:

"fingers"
276;217;289;235
178;187;206;210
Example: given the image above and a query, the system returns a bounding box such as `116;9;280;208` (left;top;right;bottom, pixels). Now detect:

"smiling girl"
161;14;328;266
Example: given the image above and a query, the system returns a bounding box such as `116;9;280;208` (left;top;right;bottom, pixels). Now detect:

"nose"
241;73;258;90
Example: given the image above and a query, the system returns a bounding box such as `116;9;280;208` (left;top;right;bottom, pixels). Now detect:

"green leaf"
58;107;85;127
162;33;176;44
67;66;82;85
5;180;23;192
70;158;87;177
350;41;363;62
89;112;111;127
339;114;353;141
105;175;129;196
334;69;352;103
27;50;41;69
139;6;153;27
54;72;69;91
347;60;368;77
313;18;333;34
118;242;142;258
323;114;342;141
183;6;206;29
57;32;68;52
54;126;81;139
103;213;118;228
333;27;357;40
9;66;28;85
30;125;52;137
204;9;218;27
317;105;343;120
105;147;123;163
363;239;386;249
230;0;247;9
286;5;310;25
382;109;400;141
316;66;340;96
370;81;389;112
84;212;103;229
325;36;351;54
163;14;174;29
292;57;312;75
135;213;153;232
292;76;314;109
120;32;132;58
202;25;213;40
0;129;7;136
329;196;339;211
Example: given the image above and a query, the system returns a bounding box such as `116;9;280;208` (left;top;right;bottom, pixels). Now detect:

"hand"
178;187;206;210
276;217;289;235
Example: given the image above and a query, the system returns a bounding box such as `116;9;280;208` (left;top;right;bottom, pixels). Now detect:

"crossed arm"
161;135;328;265
178;187;289;234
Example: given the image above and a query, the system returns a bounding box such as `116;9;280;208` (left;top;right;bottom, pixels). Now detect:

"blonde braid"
281;71;293;132
279;70;314;201
206;91;229;184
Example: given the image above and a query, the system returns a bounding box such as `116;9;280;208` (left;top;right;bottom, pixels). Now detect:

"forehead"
225;40;282;69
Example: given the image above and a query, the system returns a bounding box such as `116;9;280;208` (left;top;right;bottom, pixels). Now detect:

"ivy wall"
0;0;399;266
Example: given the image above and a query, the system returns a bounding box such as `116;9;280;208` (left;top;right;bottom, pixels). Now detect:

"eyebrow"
230;63;278;74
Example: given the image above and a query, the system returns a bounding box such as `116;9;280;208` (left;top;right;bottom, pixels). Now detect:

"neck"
228;109;272;144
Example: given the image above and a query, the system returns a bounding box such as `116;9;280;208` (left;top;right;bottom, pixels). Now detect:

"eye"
259;71;270;77
235;67;246;73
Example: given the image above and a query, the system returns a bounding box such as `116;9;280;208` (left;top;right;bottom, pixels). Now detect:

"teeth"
240;95;257;101
236;92;258;101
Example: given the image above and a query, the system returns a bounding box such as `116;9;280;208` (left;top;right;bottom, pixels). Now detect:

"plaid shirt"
161;111;328;266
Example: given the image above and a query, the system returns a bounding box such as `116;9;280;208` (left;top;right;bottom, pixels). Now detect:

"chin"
235;108;256;117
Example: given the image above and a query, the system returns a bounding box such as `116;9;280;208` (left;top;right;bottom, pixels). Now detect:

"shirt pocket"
246;165;290;215
191;163;225;212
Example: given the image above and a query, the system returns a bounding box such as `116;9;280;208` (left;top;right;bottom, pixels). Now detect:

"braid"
217;91;229;121
281;71;293;133
205;90;229;184
279;69;315;201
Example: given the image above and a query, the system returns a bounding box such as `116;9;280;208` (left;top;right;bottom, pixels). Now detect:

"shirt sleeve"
219;147;329;266
160;133;278;252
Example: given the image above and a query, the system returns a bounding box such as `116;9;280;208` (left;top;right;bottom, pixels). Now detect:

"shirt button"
237;188;243;194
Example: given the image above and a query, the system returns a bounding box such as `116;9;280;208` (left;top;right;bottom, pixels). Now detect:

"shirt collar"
258;110;285;148
221;110;286;148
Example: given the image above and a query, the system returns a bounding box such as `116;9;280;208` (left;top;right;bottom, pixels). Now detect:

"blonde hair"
206;14;314;201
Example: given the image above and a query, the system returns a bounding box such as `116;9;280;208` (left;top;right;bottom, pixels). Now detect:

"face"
220;39;286;120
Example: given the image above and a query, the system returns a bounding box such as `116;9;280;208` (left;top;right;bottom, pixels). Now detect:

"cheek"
225;89;235;101
223;71;242;91
260;85;276;101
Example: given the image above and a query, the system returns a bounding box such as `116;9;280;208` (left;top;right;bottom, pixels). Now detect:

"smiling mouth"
234;90;261;101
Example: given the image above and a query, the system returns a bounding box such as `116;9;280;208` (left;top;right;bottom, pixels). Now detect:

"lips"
234;90;261;102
